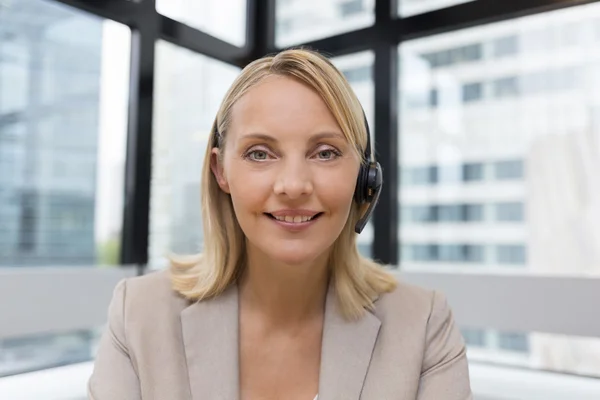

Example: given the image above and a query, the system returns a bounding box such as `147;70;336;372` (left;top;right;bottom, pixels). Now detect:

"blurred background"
0;0;599;398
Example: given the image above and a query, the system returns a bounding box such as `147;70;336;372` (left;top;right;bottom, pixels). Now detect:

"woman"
88;49;472;400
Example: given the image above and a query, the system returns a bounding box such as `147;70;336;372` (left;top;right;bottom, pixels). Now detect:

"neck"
238;244;330;327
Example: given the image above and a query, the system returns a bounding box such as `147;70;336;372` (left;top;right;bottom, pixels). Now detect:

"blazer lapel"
181;284;239;400
318;285;381;400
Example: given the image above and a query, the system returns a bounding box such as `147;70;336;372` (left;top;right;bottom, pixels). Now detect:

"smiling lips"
266;210;323;225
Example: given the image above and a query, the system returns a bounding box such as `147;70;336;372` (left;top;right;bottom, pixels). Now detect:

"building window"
438;205;463;222
463;162;484;182
339;0;364;17
496;245;527;264
493;76;520;98
462;82;483;102
438;244;464;262
495;160;524;180
404;205;438;223
18;191;37;252
404;165;438;185
421;43;482;68
409;244;438;261
405;243;485;263
496;202;524;222
460;43;483;62
464;204;484;222
493;35;519;57
429;88;438;107
498;332;530;353
461;328;487;347
403;203;484;223
466;245;485;263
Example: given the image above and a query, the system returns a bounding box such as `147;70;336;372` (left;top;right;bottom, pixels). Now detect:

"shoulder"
372;276;444;326
116;269;190;315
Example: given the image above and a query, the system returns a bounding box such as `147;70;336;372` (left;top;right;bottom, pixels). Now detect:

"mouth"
264;212;324;223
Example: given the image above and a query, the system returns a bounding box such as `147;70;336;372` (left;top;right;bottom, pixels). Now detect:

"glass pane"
150;41;240;268
0;0;130;375
398;2;600;376
399;0;476;17
463;328;600;379
331;52;374;259
0;329;100;377
0;0;130;266
156;0;246;47
276;0;374;48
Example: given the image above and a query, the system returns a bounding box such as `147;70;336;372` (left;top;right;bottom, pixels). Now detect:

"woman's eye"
247;150;269;161
316;149;340;160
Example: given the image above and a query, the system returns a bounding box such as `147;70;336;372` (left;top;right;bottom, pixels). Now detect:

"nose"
273;156;314;200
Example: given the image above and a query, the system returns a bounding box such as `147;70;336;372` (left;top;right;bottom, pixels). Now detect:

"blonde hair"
170;48;397;320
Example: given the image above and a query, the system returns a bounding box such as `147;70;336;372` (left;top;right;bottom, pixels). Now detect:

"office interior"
0;0;600;398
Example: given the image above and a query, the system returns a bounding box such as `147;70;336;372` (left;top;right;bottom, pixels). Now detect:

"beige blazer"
88;270;472;400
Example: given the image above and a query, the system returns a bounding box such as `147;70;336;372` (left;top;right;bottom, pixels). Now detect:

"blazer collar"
318;283;382;400
180;283;381;400
181;284;240;400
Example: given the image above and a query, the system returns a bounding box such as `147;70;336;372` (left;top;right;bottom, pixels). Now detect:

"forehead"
229;75;342;137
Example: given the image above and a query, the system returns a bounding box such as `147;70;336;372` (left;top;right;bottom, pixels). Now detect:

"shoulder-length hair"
169;48;396;320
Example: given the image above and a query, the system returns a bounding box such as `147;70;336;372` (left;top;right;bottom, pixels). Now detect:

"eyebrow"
239;131;347;143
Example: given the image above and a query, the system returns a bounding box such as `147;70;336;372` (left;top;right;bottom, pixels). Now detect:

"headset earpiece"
354;113;383;234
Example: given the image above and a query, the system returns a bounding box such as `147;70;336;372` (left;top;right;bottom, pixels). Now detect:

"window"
498;332;530;352
464;204;484;222
339;0;364;17
403;205;436;223
0;329;100;377
421;43;482;68
496;245;526;265
276;0;374;47
462;82;483;102
429;89;439;108
496;202;524;222
403;243;485;263
156;0;247;47
407;244;438;262
438;205;462;222
495;160;524;180
399;3;600;376
399;0;477;18
150;42;240;266
493;35;519;57
403;203;484;223
0;0;130;376
493;76;520;98
463;162;484;181
0;2;129;266
403;165;438;185
461;328;487;347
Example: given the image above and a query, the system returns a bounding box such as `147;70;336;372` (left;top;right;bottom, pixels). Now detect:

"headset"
354;113;383;234
212;113;382;235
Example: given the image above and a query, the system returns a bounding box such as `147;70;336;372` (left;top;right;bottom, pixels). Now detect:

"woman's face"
212;75;360;266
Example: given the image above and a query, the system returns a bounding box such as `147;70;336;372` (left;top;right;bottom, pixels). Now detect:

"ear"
210;148;230;193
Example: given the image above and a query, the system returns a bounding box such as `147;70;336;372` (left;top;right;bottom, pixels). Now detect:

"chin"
257;240;329;267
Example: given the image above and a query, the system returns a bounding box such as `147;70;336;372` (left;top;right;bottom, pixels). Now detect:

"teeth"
273;215;316;223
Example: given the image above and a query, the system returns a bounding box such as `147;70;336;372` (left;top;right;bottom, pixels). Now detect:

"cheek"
226;168;271;214
316;168;357;214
